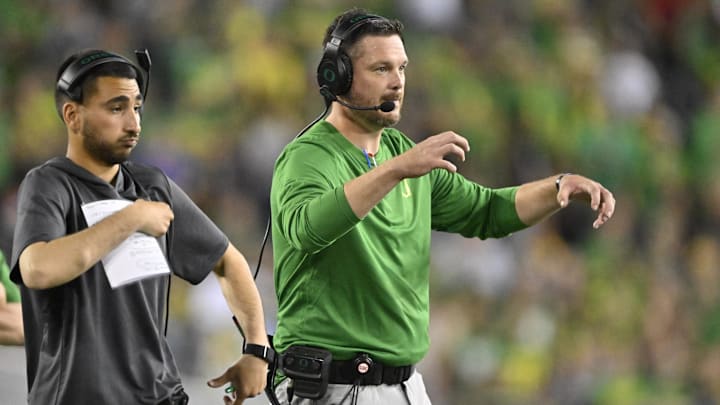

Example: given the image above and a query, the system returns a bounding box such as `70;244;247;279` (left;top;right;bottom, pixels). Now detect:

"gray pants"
273;371;432;405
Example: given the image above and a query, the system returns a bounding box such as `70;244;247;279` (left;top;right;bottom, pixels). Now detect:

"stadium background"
1;0;720;404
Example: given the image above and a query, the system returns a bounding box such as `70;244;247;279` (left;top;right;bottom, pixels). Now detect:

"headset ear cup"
335;52;353;96
64;86;82;102
317;57;340;95
316;14;385;98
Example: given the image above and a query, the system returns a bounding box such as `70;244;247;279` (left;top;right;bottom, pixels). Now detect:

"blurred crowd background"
1;0;720;404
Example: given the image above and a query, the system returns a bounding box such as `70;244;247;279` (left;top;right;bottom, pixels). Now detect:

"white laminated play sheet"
81;199;170;288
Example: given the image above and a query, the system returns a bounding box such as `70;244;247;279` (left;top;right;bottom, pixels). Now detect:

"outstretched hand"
207;355;268;404
556;174;615;229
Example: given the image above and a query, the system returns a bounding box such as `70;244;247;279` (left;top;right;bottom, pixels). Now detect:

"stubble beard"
344;95;401;128
374;111;400;128
81;120;132;165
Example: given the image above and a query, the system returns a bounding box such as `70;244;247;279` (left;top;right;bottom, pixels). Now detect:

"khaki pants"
273;371;432;405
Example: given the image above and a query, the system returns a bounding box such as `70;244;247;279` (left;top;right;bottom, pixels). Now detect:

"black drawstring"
332;381;360;405
122;164;173;337
401;380;412;405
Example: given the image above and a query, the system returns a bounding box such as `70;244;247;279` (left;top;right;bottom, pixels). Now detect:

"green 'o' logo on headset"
323;68;336;83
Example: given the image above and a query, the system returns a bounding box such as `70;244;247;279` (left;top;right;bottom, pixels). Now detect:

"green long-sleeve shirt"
270;121;526;365
0;250;19;303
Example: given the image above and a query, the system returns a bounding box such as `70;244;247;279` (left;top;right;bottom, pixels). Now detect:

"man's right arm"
274;131;470;252
19;199;173;289
344;131;470;218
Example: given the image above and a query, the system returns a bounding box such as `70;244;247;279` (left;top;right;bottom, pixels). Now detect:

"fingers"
556;175;615;229
228;388;251;405
557;190;568;208
227;382;260;404
592;189;615;229
600;188;615;216
402;131;469;177
230;392;244;405
438;160;458;173
209;373;247;404
593;213;609;229
210;356;268;405
442;142;467;163
139;201;173;236
434;131;470;153
214;384;251;405
593;210;613;228
557;186;575;208
450;131;470;152
592;201;607;229
206;372;228;388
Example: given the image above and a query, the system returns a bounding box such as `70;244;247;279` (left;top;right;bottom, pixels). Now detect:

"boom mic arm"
134;49;152;100
319;86;395;112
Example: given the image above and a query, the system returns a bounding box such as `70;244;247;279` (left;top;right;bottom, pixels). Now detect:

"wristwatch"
555;173;571;191
243;343;276;364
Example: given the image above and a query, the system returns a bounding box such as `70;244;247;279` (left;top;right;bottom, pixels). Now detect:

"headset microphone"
377;101;396;112
319;85;395;112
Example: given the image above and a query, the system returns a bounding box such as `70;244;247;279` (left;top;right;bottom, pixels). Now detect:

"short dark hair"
54;49;139;120
322;8;404;58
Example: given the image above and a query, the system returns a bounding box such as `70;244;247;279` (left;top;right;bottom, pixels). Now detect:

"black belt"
328;355;414;386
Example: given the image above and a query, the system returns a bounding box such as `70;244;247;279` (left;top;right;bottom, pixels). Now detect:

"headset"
255;12;397;300
249;17;389;282
57;49;152;102
252;17;392;284
316;14;387;103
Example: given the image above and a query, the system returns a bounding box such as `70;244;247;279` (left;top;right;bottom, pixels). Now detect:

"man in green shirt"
270;8;615;404
0;249;23;345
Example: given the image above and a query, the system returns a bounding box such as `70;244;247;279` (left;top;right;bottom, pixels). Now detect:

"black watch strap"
555;172;573;191
243;343;276;364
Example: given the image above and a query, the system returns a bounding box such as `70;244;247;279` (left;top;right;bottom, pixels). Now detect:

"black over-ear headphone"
316;14;385;100
57;49;152;101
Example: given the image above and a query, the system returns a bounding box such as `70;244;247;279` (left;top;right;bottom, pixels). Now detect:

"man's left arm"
206;243;270;404
514;173;615;229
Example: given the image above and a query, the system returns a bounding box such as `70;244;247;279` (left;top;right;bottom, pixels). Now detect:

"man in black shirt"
10;49;271;404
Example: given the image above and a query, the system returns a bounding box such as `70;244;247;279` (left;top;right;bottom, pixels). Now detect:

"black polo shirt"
11;157;228;404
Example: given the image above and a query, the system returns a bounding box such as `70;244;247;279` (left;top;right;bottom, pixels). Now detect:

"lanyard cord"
333;383;360;405
362;148;378;168
253;104;330;280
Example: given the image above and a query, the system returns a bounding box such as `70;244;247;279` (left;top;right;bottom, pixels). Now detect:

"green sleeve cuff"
498;186;528;233
0;252;20;303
